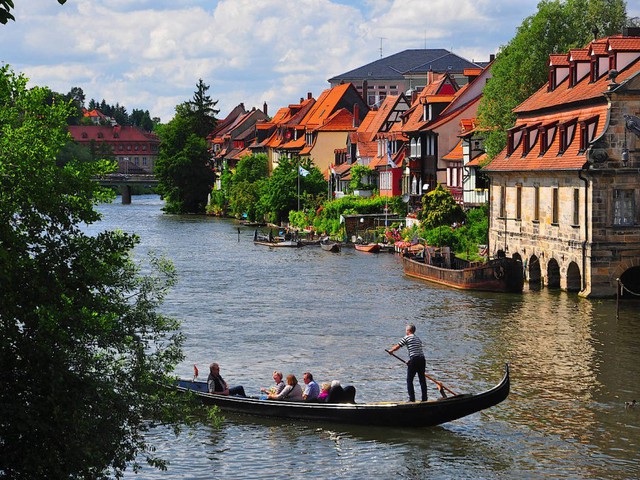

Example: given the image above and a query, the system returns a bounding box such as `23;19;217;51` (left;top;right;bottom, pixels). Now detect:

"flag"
387;140;396;168
298;165;310;177
193;364;199;379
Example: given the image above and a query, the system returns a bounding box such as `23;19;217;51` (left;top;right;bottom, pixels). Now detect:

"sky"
1;0;638;123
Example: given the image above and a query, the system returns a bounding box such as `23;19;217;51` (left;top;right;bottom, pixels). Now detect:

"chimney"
362;80;368;104
490;54;495;62
353;104;360;128
263;102;268;116
300;97;304;103
411;89;418;105
622;26;640;37
308;92;313;100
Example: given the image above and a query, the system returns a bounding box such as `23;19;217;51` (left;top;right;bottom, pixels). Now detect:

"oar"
385;349;457;397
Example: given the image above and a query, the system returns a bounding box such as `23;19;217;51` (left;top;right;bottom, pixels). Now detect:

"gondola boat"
402;246;524;293
354;243;381;253
173;364;509;428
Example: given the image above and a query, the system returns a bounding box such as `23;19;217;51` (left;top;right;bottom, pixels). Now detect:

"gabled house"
68;125;160;173
296;82;369;173
457;119;490;207
329;49;486;108
333;95;409;197
250;94;316;173
208;105;269;174
483;29;640;298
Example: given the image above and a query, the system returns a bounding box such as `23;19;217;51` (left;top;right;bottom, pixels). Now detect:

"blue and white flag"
387;141;395;168
298;166;310;177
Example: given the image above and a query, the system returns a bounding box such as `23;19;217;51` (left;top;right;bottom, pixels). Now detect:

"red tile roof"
467;152;486;167
316;108;356;131
442;139;463;161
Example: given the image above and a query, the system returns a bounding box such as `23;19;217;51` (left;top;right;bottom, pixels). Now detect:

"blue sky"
1;0;637;122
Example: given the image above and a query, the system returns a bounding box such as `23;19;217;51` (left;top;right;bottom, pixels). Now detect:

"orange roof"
280;136;306;150
589;40;608;56
516;36;640;114
568;48;590;62
317;108;356;131
442;139;463;161
486;103;609;172
467;152;487;167
301;83;351;129
549;54;570;66
608;36;640;52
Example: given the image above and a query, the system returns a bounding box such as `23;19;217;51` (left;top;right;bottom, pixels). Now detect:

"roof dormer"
588;41;609;82
607;37;640;73
548;54;570;91
568;49;591;87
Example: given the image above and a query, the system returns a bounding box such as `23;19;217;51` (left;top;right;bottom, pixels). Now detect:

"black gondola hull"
174;364;509;428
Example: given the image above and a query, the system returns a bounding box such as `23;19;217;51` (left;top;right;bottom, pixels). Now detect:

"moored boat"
254;239;302;248
354;243;381;253
402;247;524;293
320;240;341;252
173;365;509;428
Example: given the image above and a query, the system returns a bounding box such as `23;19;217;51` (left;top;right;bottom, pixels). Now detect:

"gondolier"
388;324;428;402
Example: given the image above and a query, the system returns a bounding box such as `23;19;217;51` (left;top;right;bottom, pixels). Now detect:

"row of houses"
211;32;640;298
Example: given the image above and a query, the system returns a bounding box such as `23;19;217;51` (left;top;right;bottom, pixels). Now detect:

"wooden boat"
402;247;524;293
254;239;302;248
173;365;509;428
354;243;381;253
320;240;341;252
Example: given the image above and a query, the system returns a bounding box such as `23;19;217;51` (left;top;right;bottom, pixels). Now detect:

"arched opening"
512;252;522;263
619;266;640;300
566;262;581;292
528;255;542;291
547;258;561;289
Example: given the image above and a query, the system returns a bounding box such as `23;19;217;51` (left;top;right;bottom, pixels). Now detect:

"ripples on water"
85;196;639;479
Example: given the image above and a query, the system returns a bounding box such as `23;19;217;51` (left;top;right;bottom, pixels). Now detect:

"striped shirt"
398;334;425;358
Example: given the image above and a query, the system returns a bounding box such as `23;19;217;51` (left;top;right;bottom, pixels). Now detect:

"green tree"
187;78;219;138
155;102;215;213
419;183;465;229
0;66;191;478
477;0;628;158
0;0;66;24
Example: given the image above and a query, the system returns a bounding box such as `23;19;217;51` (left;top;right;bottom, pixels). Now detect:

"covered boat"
173;364;509;428
402;246;524;293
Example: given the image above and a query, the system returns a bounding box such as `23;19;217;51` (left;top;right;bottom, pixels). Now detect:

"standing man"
388;324;428;402
302;372;320;401
207;362;246;397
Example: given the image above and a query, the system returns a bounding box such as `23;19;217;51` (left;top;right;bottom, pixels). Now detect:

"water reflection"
88;197;639;479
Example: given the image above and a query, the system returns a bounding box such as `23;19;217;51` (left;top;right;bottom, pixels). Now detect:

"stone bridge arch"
547;258;561;289
566;261;582;292
528;254;542;291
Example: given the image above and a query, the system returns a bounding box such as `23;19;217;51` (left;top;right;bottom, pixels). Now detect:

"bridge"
96;173;159;204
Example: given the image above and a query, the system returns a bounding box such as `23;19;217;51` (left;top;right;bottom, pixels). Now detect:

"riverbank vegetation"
0;65;193;478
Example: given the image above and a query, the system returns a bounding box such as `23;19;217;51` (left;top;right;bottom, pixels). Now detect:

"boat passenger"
302;372;320;401
388;324;428;402
317;383;331;402
326;380;345;403
268;374;303;401
260;370;285;398
207;362;246;397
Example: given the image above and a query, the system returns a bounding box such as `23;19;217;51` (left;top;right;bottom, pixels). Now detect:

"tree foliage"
187;78;219;138
155;96;216;214
419;183;464;229
0;65;192;478
477;0;629;158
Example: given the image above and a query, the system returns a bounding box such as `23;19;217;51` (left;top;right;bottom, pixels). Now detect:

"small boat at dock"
320;239;341;252
354;243;381;253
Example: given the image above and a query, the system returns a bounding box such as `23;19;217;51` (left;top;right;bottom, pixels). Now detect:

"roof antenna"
379;37;387;58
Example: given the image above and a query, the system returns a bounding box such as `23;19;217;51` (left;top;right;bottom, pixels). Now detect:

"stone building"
484;31;640;298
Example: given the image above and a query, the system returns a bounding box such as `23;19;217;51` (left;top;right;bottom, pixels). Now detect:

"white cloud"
0;0;546;122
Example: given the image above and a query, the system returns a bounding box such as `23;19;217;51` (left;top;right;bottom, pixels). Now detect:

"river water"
87;196;639;479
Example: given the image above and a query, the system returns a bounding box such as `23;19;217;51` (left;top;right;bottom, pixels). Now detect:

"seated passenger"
260;370;285;399
342;385;356;404
326;380;345;403
268;374;303;401
207;362;246;397
317;383;331;402
302;372;320;401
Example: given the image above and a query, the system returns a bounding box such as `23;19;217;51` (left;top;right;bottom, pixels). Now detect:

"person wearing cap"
388;324;427;402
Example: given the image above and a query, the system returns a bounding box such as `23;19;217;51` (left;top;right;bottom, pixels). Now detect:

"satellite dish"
402;193;410;203
422;183;430;191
